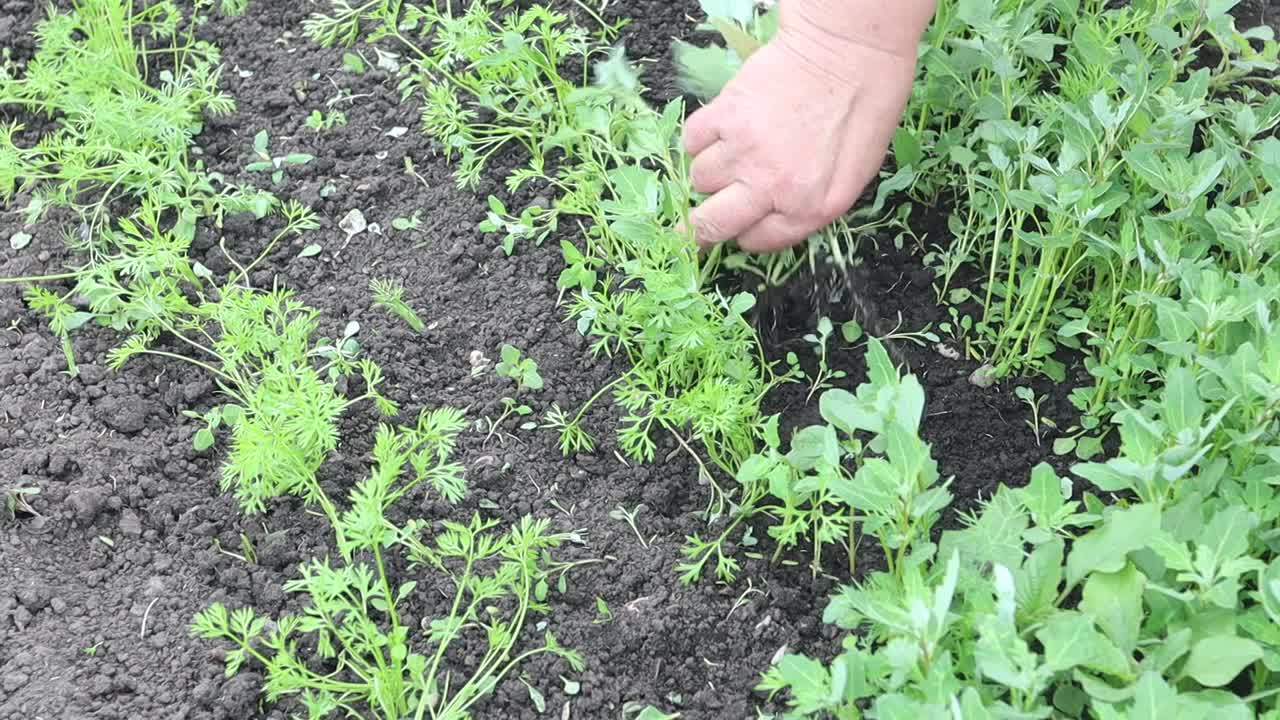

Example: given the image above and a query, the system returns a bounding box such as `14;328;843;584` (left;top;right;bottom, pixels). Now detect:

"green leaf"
1161;365;1204;433
298;244;322;258
698;0;756;24
773;654;831;711
1182;635;1263;687
1036;611;1129;676
1019;463;1065;526
194;428;215;451
1067;504;1160;588
1129;671;1178;720
525;681;546;712
342;52;366;74
1260;559;1280;625
1080;563;1145;654
892;128;923;168
787;425;840;471
841;320;863;344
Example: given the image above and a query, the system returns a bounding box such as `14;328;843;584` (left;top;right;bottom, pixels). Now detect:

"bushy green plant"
758;276;1280;718
303;0;801;563
194;408;584;719
4;0;400;520
675;0;1280;447
680;338;942;583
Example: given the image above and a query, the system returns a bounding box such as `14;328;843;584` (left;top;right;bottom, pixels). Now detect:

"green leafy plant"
1015;385;1055;446
304;108;348;132
3;485;41;521
193;408;585;719
757;277;1280;716
495;344;543;392
801;316;847;403
678;339;940;583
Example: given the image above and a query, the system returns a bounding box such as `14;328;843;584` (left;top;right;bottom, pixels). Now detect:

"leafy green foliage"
0;0;261;240
679;339;940;582
2;0;397;521
495;344;543;392
246;129;315;185
676;0;1280;443
304;108;348;132
905;0;1279;416
193;410;584;719
758;288;1280;717
303;1;802;557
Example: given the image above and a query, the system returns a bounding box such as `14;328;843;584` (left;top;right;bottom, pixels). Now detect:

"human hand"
681;1;929;252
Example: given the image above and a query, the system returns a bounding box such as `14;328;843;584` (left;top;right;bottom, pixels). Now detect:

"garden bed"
1;1;1277;719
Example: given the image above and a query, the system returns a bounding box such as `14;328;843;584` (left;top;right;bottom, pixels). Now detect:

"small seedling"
245;130;314;184
304;109;347;132
1014;386;1055;446
341;51;366;74
519;675;547;713
370;278;425;332
593;596;613;624
803;317;846;402
609;504;652;548
496;344;543;392
483;397;532;445
391;212;422;231
3;485;41;520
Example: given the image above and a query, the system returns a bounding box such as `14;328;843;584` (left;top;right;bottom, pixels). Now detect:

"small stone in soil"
119;510;143;537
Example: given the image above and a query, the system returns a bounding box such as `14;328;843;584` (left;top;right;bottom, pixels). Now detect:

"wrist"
781;0;936;61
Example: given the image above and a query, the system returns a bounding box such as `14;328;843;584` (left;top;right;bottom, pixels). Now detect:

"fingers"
689;140;735;194
735;213;812;253
687;182;771;247
682;103;720;156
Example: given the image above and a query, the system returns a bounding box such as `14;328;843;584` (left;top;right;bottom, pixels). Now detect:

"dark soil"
0;1;1274;719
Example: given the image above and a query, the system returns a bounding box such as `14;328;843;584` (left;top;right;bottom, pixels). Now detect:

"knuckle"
692;212;725;241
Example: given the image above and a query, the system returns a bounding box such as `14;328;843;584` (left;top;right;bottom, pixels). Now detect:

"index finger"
687;182;771;247
683;103;721;156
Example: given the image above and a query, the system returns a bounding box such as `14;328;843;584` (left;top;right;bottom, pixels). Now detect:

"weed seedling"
245;130;314;184
483;397;532;445
803;317;847;402
1015;385;1054;446
593;596;613;624
390;211;422;231
3;485;40;520
496;344;543;392
609;503;652;548
303;109;347;132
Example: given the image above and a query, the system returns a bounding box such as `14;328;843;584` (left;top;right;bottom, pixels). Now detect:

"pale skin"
683;0;938;252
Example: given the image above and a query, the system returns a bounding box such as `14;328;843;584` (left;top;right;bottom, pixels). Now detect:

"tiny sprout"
370;278;426;332
593;597;613;624
496;344;543;392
